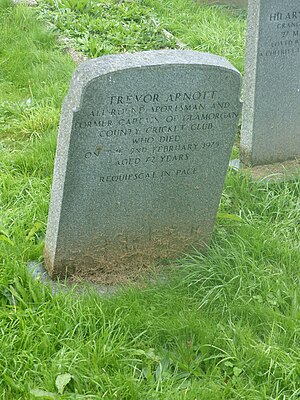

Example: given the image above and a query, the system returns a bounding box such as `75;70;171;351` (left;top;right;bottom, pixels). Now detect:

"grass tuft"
37;0;177;57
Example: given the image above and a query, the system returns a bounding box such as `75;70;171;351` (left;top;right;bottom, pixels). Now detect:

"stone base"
27;261;117;295
230;158;300;182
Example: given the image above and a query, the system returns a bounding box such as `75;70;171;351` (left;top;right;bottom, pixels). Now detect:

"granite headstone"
44;50;241;279
241;0;300;166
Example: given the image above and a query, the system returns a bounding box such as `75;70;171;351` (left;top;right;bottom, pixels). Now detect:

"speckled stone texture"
241;0;300;167
44;50;241;279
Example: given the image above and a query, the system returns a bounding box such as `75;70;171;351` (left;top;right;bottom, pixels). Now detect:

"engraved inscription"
259;9;300;57
76;90;237;183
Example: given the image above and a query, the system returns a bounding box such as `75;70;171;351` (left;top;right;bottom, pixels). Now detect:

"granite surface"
241;0;300;166
44;50;242;279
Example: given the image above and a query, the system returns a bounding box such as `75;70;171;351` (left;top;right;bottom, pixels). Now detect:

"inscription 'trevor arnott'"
109;90;217;104
44;50;241;280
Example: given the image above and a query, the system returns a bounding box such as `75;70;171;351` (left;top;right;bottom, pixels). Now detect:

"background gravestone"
241;0;300;167
44;50;241;281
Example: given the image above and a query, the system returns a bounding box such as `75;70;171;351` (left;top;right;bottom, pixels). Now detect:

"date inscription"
75;89;238;183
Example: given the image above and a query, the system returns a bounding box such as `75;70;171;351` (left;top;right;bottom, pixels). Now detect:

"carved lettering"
78;89;238;183
259;9;300;58
165;91;217;102
110;93;160;105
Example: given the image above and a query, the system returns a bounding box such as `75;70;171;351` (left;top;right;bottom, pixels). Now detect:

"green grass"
2;171;300;398
141;0;246;72
36;0;246;72
37;0;177;57
0;0;75;141
1;0;300;398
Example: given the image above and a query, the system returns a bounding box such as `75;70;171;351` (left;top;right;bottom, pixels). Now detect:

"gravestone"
44;50;241;279
241;0;300;167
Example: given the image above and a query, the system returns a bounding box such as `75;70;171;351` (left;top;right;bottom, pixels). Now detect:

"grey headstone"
44;50;241;279
241;0;300;166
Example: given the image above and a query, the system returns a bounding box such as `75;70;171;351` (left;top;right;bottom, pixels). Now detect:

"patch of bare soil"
69;258;175;287
250;159;300;182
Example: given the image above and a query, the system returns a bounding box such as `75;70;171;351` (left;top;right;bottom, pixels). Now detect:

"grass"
0;0;74;141
141;0;246;72
37;0;177;57
1;0;300;398
36;0;246;71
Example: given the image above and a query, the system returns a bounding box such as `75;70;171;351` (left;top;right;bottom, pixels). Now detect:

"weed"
37;0;177;57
